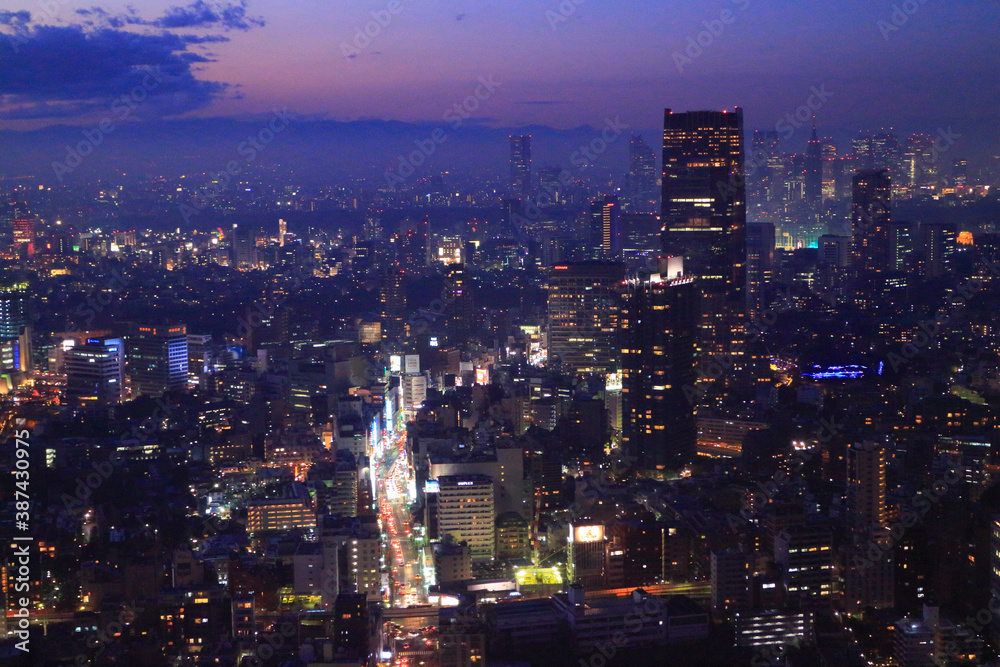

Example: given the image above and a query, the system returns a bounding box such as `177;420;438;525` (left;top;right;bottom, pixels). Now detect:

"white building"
437;475;496;561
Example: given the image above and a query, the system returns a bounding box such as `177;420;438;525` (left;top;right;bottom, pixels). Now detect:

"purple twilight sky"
0;0;997;152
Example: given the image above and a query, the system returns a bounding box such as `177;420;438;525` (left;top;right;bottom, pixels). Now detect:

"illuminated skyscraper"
0;280;27;340
437;475;496;561
65;336;125;406
620;257;697;471
230;224;257;269
888;221;913;272
917;221;956;278
952;159;968;188
12;217;34;256
278;218;287;246
547;262;626;376
128;324;189;397
509;135;532;198
872;131;901;173
589;195;621;259
844;441;893;612
661;108;746;372
846;441;887;534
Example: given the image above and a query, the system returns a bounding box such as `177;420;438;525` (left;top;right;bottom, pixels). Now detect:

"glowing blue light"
802;364;867;379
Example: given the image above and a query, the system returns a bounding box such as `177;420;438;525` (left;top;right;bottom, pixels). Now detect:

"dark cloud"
74;7;131;29
0;10;31;26
180;34;231;44
0;1;262;120
75;2;263;31
0;25;228;120
154;1;264;31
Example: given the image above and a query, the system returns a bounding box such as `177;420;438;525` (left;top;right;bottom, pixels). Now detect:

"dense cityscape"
3;1;1000;667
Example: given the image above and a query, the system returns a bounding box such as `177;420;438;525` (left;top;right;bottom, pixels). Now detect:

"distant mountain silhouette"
0;117;647;186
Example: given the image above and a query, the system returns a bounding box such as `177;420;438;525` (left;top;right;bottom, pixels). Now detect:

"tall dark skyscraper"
397;217;428;273
805;122;823;206
749;130;782;221
746;222;775;316
625;134;657;213
661;108;746;370
852;169;894;310
509;135;532;198
620;257;697;471
379;270;407;342
917;221;956;278
230;223;257;270
852;169;892;279
872;132;901;174
589;195;621;259
443;263;474;346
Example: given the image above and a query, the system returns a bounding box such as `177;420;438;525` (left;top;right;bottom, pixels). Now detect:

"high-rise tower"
589;195;621;259
846;441;887;534
851;169;892;279
661;108;746;372
379;271;407;343
805;121;823;206
547;262;626;376
509;135;532;198
620;257;697;471
128;324;189;397
0;280;27;340
626;135;658;213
